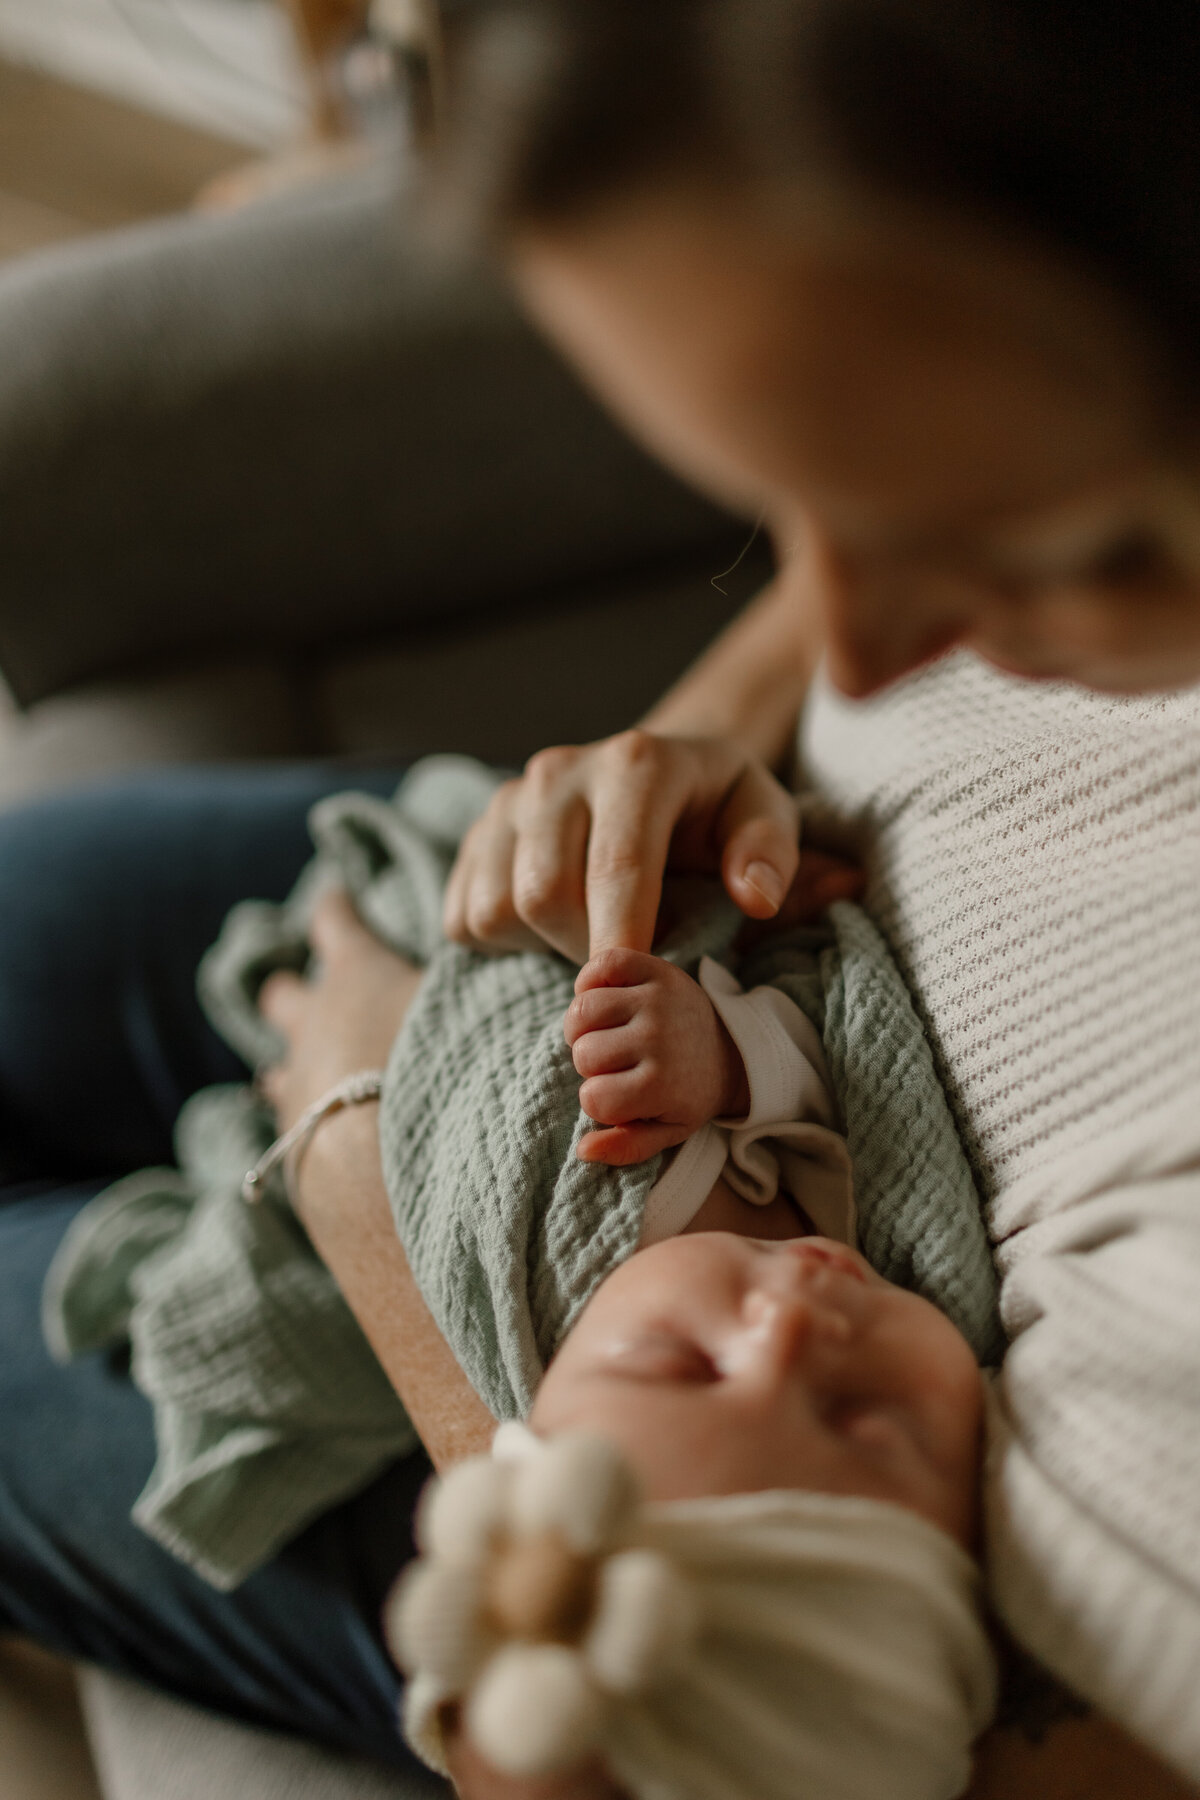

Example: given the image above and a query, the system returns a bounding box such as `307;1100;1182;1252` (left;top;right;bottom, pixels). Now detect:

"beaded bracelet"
241;1068;385;1205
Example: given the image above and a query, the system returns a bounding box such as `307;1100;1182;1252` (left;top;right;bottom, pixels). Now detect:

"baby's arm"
563;948;750;1165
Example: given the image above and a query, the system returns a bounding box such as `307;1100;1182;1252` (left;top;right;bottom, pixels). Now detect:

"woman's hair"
430;0;1200;387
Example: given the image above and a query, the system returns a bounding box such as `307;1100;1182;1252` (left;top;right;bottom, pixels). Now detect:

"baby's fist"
563;948;750;1166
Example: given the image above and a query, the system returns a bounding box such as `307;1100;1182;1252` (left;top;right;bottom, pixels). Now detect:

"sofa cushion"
0;162;743;709
0;660;307;808
0;549;769;805
0;1641;101;1800
318;558;762;768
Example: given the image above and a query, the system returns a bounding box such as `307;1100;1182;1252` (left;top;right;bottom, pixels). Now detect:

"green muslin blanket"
43;756;1002;1590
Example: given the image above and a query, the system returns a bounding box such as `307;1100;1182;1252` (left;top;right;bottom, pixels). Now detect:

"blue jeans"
0;765;441;1777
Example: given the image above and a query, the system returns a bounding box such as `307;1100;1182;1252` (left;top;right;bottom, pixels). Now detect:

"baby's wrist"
716;1024;751;1119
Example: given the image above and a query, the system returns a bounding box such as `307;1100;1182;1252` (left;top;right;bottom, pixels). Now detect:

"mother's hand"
443;730;858;964
257;887;423;1133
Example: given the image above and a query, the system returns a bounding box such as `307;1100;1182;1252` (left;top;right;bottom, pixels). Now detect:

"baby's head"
532;1231;985;1551
390;1233;995;1800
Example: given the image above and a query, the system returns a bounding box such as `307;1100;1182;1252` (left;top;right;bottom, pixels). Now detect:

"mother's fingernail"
744;861;785;909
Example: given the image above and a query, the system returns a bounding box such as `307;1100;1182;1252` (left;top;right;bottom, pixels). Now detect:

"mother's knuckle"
523;745;577;791
513;862;571;923
465;889;513;941
604;727;660;772
470;781;519;839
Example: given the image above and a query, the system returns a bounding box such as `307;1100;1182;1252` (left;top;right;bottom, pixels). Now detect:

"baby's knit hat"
386;1424;997;1800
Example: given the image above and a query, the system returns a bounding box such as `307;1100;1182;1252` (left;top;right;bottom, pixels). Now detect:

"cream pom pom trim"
385;1427;698;1779
386;1423;998;1800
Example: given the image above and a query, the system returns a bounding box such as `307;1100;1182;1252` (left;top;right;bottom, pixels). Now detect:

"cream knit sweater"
802;652;1200;1779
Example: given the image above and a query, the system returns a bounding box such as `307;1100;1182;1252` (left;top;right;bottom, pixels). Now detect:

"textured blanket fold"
44;755;1000;1591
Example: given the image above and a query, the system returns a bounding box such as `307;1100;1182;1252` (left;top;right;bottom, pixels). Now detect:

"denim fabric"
0;766;438;1771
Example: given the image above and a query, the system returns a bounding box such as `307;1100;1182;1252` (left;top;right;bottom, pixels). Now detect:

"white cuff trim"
697;957;834;1130
639;1126;730;1246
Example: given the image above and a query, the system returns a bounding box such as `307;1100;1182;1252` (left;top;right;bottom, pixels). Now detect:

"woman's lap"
0;764;431;1767
0;1183;431;1764
0;762;400;1180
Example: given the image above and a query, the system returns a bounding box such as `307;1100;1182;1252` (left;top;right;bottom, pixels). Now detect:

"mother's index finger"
583;742;681;958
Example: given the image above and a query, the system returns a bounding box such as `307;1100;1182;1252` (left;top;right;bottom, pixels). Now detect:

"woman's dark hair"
431;0;1200;386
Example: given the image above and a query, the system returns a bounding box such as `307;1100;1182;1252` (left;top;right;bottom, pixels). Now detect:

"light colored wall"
0;0;303;145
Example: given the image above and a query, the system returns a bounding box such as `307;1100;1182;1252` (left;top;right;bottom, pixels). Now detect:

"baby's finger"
562;985;638;1047
574;946;660;995
578;1068;662;1125
571;1025;642;1080
577;1122;690;1165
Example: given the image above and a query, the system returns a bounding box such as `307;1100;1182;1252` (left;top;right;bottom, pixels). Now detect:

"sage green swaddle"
44;756;1001;1590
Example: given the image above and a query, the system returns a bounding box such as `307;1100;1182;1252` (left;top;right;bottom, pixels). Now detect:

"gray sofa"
0;157;767;797
0;159;770;1796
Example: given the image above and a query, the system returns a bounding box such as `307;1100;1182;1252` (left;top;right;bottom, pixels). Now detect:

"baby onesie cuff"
697;957;834;1130
637;959;849;1249
638;1126;730;1246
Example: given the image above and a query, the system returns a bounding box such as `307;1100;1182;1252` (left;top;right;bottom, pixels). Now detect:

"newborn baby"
387;943;995;1800
557;938;980;1552
392;1236;992;1800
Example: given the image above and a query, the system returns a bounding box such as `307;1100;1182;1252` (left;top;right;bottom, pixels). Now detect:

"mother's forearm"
295;1106;495;1469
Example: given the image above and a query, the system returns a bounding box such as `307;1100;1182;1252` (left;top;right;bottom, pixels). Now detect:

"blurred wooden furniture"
281;0;370;138
0;1640;103;1800
0;58;244;262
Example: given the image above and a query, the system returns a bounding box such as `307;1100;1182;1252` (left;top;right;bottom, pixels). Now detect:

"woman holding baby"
2;3;1199;1797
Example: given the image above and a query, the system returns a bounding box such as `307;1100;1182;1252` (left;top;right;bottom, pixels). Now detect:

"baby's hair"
427;0;1200;401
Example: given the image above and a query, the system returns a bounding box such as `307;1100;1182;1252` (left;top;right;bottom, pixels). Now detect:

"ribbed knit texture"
803;651;1200;1780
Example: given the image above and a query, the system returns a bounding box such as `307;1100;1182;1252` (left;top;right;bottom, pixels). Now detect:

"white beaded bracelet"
241;1068;385;1205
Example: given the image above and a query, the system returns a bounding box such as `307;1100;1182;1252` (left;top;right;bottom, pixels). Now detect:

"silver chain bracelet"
241;1069;385;1206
